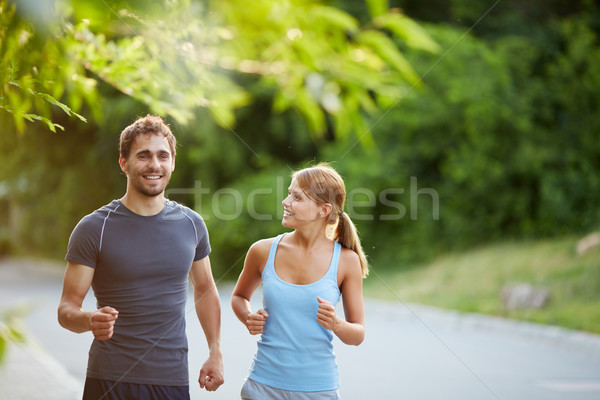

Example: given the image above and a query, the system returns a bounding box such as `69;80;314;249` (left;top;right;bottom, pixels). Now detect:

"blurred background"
1;0;600;352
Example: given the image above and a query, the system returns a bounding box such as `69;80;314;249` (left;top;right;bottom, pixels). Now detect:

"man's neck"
120;192;166;216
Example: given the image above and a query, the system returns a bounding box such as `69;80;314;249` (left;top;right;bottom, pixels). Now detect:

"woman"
231;163;369;399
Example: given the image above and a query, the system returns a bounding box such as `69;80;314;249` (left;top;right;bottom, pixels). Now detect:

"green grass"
364;236;600;334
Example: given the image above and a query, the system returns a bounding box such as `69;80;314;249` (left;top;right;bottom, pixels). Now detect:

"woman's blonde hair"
292;162;369;278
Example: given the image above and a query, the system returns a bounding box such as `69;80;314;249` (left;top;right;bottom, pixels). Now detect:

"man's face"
119;133;175;198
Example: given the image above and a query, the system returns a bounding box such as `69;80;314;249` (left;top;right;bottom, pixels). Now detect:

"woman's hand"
245;309;269;335
316;297;341;332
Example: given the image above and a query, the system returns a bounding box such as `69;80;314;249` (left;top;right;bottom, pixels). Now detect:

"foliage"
311;17;600;271
378;0;598;37
0;1;89;133
2;0;600;291
0;64;151;256
207;0;437;141
0;308;27;366
197;165;294;279
2;0;436;140
364;235;600;334
0;0;435;258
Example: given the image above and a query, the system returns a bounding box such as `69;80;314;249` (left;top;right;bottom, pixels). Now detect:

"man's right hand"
89;306;119;340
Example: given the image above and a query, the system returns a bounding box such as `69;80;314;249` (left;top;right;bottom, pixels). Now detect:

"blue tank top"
248;234;342;391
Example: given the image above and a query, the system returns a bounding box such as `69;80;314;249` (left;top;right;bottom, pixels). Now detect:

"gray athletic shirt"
65;199;210;386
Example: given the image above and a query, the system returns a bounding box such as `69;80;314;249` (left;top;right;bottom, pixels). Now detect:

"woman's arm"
317;249;365;345
231;239;271;335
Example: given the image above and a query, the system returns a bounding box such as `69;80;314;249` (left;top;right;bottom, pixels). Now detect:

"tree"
0;1;88;132
1;0;438;261
1;0;437;143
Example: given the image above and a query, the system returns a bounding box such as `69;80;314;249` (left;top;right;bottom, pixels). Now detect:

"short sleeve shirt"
66;199;210;386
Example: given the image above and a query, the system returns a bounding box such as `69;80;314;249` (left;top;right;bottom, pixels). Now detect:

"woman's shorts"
241;378;340;400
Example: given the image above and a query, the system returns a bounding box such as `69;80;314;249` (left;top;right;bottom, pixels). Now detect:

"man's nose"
149;156;160;169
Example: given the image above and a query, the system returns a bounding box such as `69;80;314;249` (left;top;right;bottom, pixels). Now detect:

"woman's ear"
320;203;333;218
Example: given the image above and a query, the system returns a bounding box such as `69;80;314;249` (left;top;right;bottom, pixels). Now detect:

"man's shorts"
241;378;340;400
83;377;190;400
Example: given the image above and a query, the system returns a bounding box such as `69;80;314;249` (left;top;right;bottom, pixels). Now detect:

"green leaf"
273;91;292;113
352;111;376;151
23;113;65;132
5;316;26;343
373;13;441;54
309;5;359;34
0;313;27;365
357;30;421;86
332;107;351;139
39;93;69;114
0;336;6;365
295;87;326;136
11;111;26;133
365;0;389;18
209;102;236;129
356;90;378;116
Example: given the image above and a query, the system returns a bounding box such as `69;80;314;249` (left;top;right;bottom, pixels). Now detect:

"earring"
317;213;321;218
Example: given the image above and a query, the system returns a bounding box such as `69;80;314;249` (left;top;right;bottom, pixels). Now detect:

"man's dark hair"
119;115;177;159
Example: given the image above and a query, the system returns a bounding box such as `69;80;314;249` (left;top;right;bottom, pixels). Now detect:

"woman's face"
281;178;322;228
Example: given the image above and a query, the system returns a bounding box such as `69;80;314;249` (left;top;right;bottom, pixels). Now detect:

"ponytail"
334;212;369;278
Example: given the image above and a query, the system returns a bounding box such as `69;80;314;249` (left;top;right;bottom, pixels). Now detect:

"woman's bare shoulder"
245;236;279;269
248;237;275;256
338;246;362;277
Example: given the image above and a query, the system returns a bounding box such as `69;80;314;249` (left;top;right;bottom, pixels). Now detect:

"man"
58;115;224;399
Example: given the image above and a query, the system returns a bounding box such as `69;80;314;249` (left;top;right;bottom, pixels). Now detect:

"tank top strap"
263;234;285;277
325;241;342;282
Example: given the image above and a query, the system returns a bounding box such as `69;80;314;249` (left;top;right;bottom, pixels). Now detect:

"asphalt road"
1;258;600;399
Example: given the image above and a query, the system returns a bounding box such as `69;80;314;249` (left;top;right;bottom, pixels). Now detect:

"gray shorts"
241;378;341;400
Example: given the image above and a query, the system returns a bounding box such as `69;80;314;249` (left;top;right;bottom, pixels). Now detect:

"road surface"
1;258;600;399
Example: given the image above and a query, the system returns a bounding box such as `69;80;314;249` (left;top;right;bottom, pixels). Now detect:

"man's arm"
189;256;224;391
57;261;118;340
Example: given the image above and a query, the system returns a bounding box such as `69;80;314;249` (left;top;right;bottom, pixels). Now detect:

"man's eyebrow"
135;149;171;155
